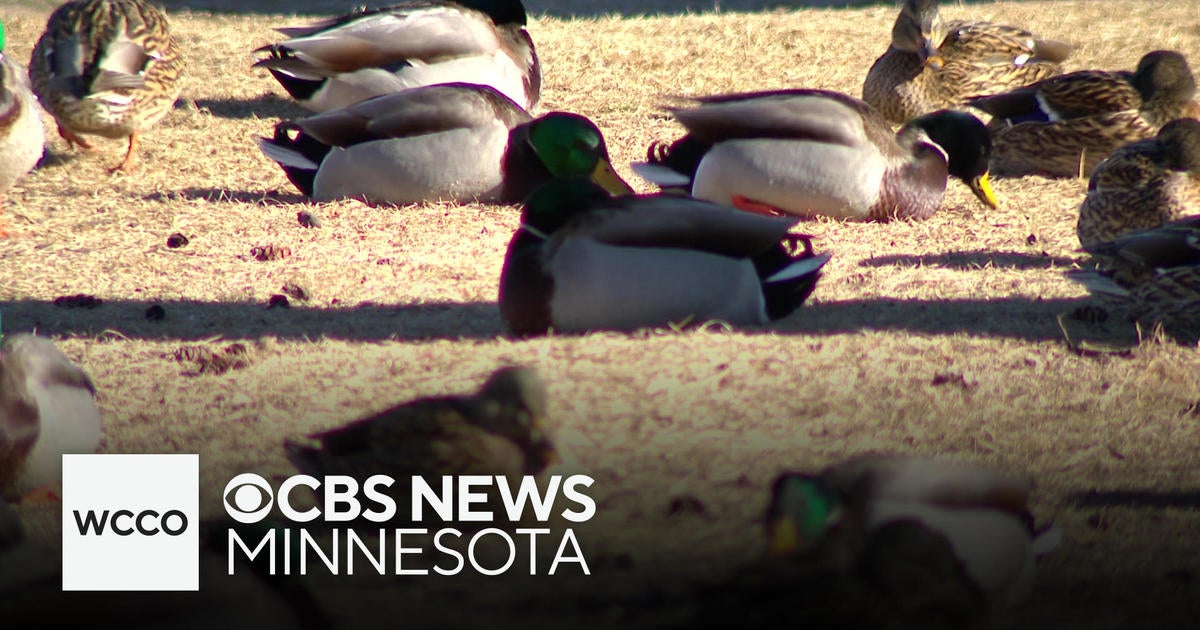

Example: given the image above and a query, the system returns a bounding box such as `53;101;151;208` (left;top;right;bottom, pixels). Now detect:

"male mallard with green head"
255;0;540;113
863;0;1070;125
29;0;184;174
0;20;45;238
968;50;1200;178
258;82;631;205
633;89;998;221
765;455;1061;609
498;178;831;336
1077;118;1200;249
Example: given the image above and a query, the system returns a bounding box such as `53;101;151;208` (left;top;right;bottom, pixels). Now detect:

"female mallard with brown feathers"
863;0;1070;125
498;178;831;336
284;366;557;513
29;0;184;174
0;20;45;238
258;83;631;206
765;455;1061;609
255;0;540;113
1077;118;1200;249
968;50;1200;178
632;89;998;222
1076;216;1200;341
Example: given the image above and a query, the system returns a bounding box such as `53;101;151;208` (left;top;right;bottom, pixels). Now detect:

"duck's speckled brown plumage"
864;0;1070;125
1077;119;1200;248
29;0;183;173
1081;216;1200;340
970;51;1200;178
283;366;557;516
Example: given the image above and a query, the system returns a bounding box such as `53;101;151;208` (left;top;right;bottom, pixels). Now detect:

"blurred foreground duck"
968;50;1200;178
29;0;184;174
285;366;557;497
765;455;1061;609
498;178;831;336
633;89;997;221
863;0;1070;125
258;83;631;205
0;334;101;502
1075;216;1200;341
0;501;331;629
679;518;989;630
1077;118;1200;248
255;0;540;113
0;21;45;238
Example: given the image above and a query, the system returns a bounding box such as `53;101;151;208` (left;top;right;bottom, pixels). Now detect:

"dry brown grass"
2;1;1199;627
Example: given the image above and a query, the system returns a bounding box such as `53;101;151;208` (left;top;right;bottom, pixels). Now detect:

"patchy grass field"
2;0;1199;627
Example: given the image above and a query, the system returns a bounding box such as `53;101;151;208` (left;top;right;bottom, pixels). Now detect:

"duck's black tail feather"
756;235;831;320
257;121;331;198
632;134;712;192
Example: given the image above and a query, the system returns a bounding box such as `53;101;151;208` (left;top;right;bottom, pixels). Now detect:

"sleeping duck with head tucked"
633;89;998;222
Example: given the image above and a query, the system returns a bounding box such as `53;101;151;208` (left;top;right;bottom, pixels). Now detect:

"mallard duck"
1077;216;1200;340
1077;118;1200;248
254;0;540;113
0;507;332;629
862;0;1071;125
632;89;998;221
498;178;831;336
258;82;632;205
680;518;988;630
29;0;184;174
967;50;1200;178
285;366;557;510
765;455;1061;609
0;21;45;238
0;334;102;501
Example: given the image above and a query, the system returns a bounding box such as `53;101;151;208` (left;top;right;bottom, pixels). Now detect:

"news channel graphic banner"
62;454;200;591
60;454;595;590
221;472;595;576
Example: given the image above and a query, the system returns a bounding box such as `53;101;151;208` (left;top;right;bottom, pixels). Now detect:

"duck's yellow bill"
591;159;634;196
766;516;800;556
921;36;945;70
970;172;1000;209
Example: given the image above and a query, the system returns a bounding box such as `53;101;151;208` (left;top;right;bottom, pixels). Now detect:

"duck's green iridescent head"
519;177;613;236
906;109;999;210
764;473;841;556
892;0;946;69
462;0;529;26
526;112;633;197
0;19;7;53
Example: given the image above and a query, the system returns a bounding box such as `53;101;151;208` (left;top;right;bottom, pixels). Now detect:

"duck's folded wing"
970;71;1139;121
1083;216;1200;268
577;196;800;257
293;84;529;146
257;5;506;73
941;21;1072;66
669;90;874;148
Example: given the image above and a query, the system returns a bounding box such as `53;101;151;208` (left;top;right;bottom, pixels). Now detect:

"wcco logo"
62;454;199;591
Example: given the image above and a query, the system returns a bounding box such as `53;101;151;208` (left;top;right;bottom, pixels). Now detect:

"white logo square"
62;454;199;591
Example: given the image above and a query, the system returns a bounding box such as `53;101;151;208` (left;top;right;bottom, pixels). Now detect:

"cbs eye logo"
223;473;274;523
